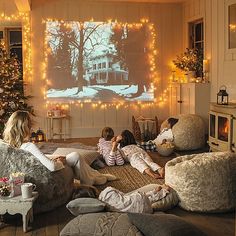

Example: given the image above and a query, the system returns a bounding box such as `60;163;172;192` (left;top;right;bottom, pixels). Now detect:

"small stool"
0;192;38;232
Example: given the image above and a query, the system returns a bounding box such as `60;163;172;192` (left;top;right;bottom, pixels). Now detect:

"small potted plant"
173;48;203;81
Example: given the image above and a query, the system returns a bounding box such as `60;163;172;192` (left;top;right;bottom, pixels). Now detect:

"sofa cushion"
52;148;100;165
60;212;142;236
66;198;106;215
128;213;206;236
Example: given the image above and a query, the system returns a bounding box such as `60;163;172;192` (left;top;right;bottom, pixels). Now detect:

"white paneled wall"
29;0;183;137
183;0;236;103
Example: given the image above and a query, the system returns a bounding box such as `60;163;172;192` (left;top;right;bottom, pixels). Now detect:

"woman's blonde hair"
3;110;32;148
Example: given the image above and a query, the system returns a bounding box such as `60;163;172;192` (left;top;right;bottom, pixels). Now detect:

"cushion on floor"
165;152;236;212
131;184;179;211
128;212;206;236
66;198;106;216
60;212;143;236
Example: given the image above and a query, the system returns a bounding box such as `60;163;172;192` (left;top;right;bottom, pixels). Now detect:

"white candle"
203;59;209;72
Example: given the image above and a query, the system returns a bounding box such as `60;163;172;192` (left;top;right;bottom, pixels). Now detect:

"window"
102;62;106;69
0;31;3;40
93;64;96;70
189;20;204;51
98;63;101;69
6;28;22;65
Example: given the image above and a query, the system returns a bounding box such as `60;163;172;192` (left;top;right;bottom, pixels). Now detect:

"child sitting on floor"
97;127;125;166
137;117;179;152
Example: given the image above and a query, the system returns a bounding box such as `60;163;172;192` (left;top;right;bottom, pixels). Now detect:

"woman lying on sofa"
2;110;115;186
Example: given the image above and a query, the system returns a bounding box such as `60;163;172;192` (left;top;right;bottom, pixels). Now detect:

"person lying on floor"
99;184;171;213
3;110;116;186
117;130;165;179
97;127;124;166
137;117;179;152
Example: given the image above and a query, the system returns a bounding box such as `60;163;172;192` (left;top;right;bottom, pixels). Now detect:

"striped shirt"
97;138;124;166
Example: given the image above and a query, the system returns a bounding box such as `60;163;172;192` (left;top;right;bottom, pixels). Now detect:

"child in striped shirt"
97;127;125;166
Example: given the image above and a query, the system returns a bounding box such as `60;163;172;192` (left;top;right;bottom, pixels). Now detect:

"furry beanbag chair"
0;141;74;213
162;114;205;150
165;152;236;212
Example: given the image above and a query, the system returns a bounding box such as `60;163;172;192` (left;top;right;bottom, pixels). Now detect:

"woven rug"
96;163;164;193
37;142;97;154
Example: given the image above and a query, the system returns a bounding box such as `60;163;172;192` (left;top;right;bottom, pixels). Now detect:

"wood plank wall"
183;0;236;103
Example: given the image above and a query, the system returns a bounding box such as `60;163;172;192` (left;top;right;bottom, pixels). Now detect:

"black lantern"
217;85;229;105
36;128;45;142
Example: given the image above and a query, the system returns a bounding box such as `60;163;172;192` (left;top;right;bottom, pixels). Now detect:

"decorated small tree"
0;41;33;137
173;48;203;77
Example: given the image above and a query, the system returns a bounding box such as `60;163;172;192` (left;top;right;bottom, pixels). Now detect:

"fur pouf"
0;141;74;213
166;114;205;150
165;152;236;212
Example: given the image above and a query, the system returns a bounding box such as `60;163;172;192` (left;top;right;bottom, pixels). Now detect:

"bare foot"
158;167;165;178
154;186;162;192
162;184;171;191
144;168;163;179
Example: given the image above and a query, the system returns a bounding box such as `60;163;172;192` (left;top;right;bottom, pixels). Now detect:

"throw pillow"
52;148;100;165
60;212;142;236
128;213;206;236
66;198;105;216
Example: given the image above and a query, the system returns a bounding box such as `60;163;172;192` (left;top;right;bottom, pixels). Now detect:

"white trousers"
66;152;115;186
129;152;161;174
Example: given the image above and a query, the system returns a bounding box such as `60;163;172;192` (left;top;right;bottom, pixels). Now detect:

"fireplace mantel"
209;103;236;152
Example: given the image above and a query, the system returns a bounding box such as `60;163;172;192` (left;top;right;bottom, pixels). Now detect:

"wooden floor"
0;138;235;236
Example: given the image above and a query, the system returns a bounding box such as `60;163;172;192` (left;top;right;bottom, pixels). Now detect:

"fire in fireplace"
209;103;236;152
218;117;229;142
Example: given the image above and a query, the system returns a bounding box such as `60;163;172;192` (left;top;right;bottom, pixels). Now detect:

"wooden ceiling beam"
14;0;31;12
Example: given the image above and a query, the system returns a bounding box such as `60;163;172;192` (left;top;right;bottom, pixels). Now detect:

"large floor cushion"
60;212;143;236
165;152;236;212
0;141;74;213
162;114;205;151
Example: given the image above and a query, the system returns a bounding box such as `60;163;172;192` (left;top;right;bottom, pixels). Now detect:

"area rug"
37;142;97;154
96;164;164;193
38;142;165;193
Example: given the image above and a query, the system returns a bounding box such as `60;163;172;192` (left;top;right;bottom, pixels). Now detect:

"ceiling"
94;0;184;2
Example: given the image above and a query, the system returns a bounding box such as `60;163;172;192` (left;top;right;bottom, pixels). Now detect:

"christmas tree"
0;41;34;137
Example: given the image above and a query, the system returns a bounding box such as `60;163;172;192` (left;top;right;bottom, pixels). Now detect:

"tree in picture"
0;41;34;137
110;23;151;97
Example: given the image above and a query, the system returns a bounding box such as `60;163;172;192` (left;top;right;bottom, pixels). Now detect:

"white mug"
21;183;36;199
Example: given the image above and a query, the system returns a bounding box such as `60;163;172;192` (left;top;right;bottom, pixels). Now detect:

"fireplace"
209;103;236;152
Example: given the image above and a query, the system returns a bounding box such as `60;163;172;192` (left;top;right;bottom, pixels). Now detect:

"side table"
0;192;38;232
46;115;71;141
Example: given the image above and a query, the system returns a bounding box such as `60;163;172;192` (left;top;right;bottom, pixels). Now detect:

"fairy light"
0;12;32;84
42;18;169;110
